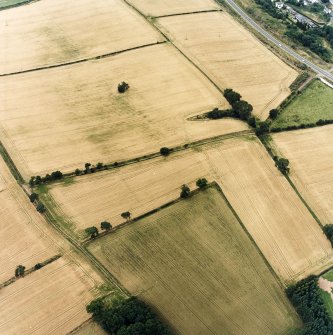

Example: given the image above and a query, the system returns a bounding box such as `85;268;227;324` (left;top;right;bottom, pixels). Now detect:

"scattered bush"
118;82;130;93
87;296;172;335
196;178;208;188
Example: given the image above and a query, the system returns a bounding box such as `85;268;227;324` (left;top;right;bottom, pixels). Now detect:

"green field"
88;187;300;335
319;269;333;319
272;80;333;128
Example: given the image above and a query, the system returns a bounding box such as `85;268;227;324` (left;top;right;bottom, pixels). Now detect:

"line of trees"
207;89;255;126
29;171;63;187
286;275;333;335
87;296;172;335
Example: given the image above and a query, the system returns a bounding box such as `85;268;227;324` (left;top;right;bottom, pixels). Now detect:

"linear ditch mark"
154;9;223;19
0;41;166;77
0;254;61;290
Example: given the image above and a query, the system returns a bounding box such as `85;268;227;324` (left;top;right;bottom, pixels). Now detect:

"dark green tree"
75;168;81;176
196;178;208;188
224;88;241;105
269;109;278;119
160;147;171;156
121;211;131;221
180;184;191;198
232;100;253;120
15;265;26;277
29;193;39;203
36;202;46;213
118;82;130;93
276;158;290;175
85;226;99;238
100;221;112;231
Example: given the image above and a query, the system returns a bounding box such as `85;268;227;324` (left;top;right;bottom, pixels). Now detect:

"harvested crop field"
272;79;333;129
71;321;108;335
127;0;219;17
0;154;55;282
273;125;333;224
157;12;298;119
88;187;300;335
0;0;163;73
0;43;247;179
47;135;333;283
0;257;96;335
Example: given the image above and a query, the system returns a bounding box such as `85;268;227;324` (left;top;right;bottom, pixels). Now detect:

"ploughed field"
0;258;96;335
273;125;333;224
0;43;248;179
126;0;219;17
0;0;163;73
88;187;300;335
156;11;297;119
46;136;333;283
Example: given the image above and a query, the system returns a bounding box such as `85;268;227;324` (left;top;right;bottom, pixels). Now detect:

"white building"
275;1;284;9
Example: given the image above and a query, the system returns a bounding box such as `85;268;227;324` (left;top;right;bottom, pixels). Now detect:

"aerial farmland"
1;0;333;334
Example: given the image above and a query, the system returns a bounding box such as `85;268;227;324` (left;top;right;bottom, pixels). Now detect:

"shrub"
269;109;278;119
15;265;25;277
75;168;81;176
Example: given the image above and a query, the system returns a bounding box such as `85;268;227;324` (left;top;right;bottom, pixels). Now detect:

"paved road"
222;0;333;81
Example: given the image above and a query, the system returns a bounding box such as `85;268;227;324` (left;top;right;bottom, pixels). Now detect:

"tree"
232;100;253;120
121;211;131;221
15;265;25;277
85;226;99;238
180;184;191;198
35;176;42;185
196;178;208;188
96;162;104;170
75;168;81;176
34;263;42;270
36;202;46;213
247;116;257;128
29;193;39;203
269;109;278;119
323;224;333;246
118;82;129;93
276;158;290;175
29;176;35;187
100;221;112;231
224;88;241;105
160;147;171;156
84;163;91;172
255;121;270;136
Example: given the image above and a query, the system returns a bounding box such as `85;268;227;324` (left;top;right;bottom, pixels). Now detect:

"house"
324;7;332;14
294;13;317;27
275;1;284;9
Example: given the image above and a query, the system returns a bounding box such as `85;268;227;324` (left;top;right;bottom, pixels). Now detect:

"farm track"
0;41;166;77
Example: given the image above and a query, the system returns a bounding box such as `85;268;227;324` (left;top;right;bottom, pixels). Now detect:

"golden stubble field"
0;155;55;282
0;258;96;335
273;125;333;225
0;155;101;334
88;187;300;335
0;0;163;74
0;43;248;179
127;0;219;17
48;136;333;283
157;11;298;119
